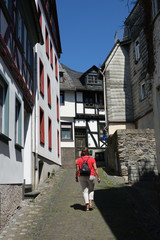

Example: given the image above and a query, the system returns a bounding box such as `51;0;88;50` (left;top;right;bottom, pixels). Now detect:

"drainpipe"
99;69;108;135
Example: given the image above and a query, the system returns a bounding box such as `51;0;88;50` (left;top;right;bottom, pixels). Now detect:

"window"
134;38;140;62
39;58;44;95
152;0;160;17
17;10;23;44
140;82;146;100
47;75;51;107
40;107;44;144
15;97;22;145
99;123;105;139
61;122;72;141
38;4;42;28
57;130;59;156
27;37;33;68
57;96;59;121
87;74;97;84
60;91;64;105
55;55;58;80
97;93;104;108
48;117;52;150
0;74;9;138
45;27;49;57
84;92;95;107
50;41;53;68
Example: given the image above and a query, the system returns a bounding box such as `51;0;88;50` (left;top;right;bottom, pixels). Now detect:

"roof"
60;64;85;91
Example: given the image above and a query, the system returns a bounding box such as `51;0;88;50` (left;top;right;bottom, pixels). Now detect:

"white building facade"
0;0;43;227
32;0;62;188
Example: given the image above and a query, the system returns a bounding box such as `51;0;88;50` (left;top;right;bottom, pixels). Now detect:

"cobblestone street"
0;168;160;240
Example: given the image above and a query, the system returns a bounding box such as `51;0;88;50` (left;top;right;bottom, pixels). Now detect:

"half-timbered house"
60;64;106;168
0;0;43;227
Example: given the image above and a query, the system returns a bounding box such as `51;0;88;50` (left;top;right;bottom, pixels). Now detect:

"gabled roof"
80;65;99;80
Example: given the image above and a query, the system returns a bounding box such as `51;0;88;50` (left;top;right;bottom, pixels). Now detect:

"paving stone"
0;168;160;240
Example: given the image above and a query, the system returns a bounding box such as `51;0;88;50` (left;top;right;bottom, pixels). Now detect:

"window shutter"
46;27;49;57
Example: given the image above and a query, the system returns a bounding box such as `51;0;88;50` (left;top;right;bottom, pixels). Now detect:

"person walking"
75;147;100;211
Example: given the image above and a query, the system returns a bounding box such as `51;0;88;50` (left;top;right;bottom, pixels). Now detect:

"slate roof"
60;64;85;91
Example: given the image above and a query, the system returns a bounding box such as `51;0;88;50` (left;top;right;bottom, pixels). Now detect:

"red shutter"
39;59;44;95
46;27;49;57
47;75;51;107
57;130;59;156
48;118;52;150
55;55;58;80
57;96;59;121
40;108;44;144
50;41;53;68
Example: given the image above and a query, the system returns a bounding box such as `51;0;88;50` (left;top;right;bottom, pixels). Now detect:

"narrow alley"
0;168;160;240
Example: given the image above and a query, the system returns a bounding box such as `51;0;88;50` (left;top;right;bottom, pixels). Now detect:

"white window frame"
61;122;72;141
134;38;140;62
140;82;146;100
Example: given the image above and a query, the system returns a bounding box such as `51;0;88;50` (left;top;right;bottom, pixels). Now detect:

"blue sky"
56;0;132;73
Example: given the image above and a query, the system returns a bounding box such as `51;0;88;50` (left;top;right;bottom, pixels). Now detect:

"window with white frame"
134;38;140;62
140;82;146;100
61;122;72;141
0;75;9;137
15;97;22;145
152;0;160;17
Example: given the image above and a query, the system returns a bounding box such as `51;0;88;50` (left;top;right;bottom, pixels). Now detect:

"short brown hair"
81;147;89;156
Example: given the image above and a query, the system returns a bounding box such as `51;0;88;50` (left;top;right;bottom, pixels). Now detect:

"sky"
56;0;133;73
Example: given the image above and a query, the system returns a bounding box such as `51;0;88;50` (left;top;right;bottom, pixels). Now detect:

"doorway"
75;128;86;159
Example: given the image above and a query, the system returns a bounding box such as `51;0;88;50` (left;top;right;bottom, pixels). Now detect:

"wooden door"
75;129;86;159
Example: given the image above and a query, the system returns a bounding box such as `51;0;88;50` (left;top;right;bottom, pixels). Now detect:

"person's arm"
75;164;80;182
93;162;100;183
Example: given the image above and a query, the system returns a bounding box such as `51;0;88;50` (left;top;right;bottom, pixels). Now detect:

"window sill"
15;143;24;151
0;133;11;144
61;139;73;142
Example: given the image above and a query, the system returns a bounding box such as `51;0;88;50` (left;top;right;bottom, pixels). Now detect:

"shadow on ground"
94;183;160;240
70;203;86;211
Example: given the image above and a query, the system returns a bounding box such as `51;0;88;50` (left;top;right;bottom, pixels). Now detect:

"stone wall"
61;148;75;169
0;184;22;229
107;129;158;182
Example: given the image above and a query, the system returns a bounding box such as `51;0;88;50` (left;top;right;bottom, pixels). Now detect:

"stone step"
24;191;40;199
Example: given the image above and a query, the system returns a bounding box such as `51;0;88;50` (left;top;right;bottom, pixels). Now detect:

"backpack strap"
81;156;90;162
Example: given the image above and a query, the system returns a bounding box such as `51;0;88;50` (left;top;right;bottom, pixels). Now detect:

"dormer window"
87;74;97;84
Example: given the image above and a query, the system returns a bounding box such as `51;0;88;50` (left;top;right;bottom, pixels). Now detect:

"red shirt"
76;155;96;176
